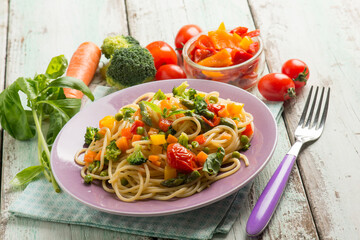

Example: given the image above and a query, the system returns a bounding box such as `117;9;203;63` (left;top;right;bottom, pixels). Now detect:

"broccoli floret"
106;46;156;89
126;144;147;165
101;35;140;59
105;140;121;161
84;127;100;145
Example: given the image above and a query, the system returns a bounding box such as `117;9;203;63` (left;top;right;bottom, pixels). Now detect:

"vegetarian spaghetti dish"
75;81;254;202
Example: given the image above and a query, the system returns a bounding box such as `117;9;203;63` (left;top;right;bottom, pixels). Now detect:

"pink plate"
51;79;277;216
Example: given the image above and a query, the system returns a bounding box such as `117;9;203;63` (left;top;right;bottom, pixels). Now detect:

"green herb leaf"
151;89;166;102
141;101;162;114
202;147;225;175
46;111;68;145
45;55;68;79
0;82;35;140
48;76;94;101
10;165;45;186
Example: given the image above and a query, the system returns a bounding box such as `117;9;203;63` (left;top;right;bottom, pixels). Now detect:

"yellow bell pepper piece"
240;36;253;51
217;22;226;31
99;116;115;129
150;134;167;145
227;103;244;115
164;165;177;180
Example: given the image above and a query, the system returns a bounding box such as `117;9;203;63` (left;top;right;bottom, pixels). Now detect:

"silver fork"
246;86;330;236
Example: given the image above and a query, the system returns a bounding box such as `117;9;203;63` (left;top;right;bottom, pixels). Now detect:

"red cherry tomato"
207;103;225;115
258;73;296;101
130;120;144;134
175;24;202;54
155;64;187;80
146;41;177;70
158;118;173;132
166;143;199;173
281;59;309;89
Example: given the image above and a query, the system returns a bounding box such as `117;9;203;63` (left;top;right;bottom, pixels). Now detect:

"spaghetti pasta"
75;81;254;202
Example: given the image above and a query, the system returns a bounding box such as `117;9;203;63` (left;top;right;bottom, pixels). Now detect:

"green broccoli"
126;144;147;165
84;127;101;145
105;140;121;161
101;35;140;59
106;46;156;89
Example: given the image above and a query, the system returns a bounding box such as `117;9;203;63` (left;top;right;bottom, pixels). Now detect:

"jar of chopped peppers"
182;23;265;90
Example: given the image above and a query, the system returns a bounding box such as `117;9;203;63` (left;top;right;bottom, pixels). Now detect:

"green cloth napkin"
9;86;283;240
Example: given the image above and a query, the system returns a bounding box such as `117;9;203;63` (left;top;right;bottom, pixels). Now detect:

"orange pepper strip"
198;49;233;67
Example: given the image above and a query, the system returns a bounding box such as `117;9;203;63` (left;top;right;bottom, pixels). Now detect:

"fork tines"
298;86;330;130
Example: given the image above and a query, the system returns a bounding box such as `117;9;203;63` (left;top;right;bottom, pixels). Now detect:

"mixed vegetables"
82;82;252;186
188;22;260;67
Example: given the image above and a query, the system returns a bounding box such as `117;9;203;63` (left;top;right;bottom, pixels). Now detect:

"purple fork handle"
246;154;297;236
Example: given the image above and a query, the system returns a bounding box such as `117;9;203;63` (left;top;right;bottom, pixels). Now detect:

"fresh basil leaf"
45;55;68;79
10;165;44;186
0;82;35;140
46;111;67;145
202;147;225;175
141;101;162;114
15;77;38;101
48;76;94;101
37;98;81;121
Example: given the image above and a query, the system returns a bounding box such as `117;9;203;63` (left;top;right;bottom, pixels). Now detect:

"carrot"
196;151;208;166
132;134;142;142
64;42;101;99
167;134;178;144
84;150;97;163
121;127;133;139
148;155;161;167
116;136;130;151
94;150;102;161
194;134;206;144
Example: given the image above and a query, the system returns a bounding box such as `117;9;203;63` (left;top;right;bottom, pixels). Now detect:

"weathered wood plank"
127;0;317;239
0;0;8;237
1;0;150;239
249;0;360;238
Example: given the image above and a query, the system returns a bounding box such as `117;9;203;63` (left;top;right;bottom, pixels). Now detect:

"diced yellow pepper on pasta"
150;134;167;145
164;165;177;180
99;116;115;129
227;103;244;116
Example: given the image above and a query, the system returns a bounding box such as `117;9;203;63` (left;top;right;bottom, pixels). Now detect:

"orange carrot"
94;150;102;161
167;134;178;144
64;42;101;99
132;134;142;142
84;150;97;163
196;151;208;166
116;136;130;151
148;155;161;167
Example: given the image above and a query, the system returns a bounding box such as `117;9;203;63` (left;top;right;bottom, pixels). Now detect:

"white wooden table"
1;0;359;239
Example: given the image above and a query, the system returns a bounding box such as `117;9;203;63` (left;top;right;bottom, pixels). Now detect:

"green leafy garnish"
0;55;94;191
202;147;225;175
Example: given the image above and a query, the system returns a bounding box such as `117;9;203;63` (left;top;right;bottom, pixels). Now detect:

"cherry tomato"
175;24;202;54
155;64;187;80
158;118;173;132
207;103;225;115
167;143;199;173
281;59;309;89
258;73;296;101
130;120;144;134
146;41;177;70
